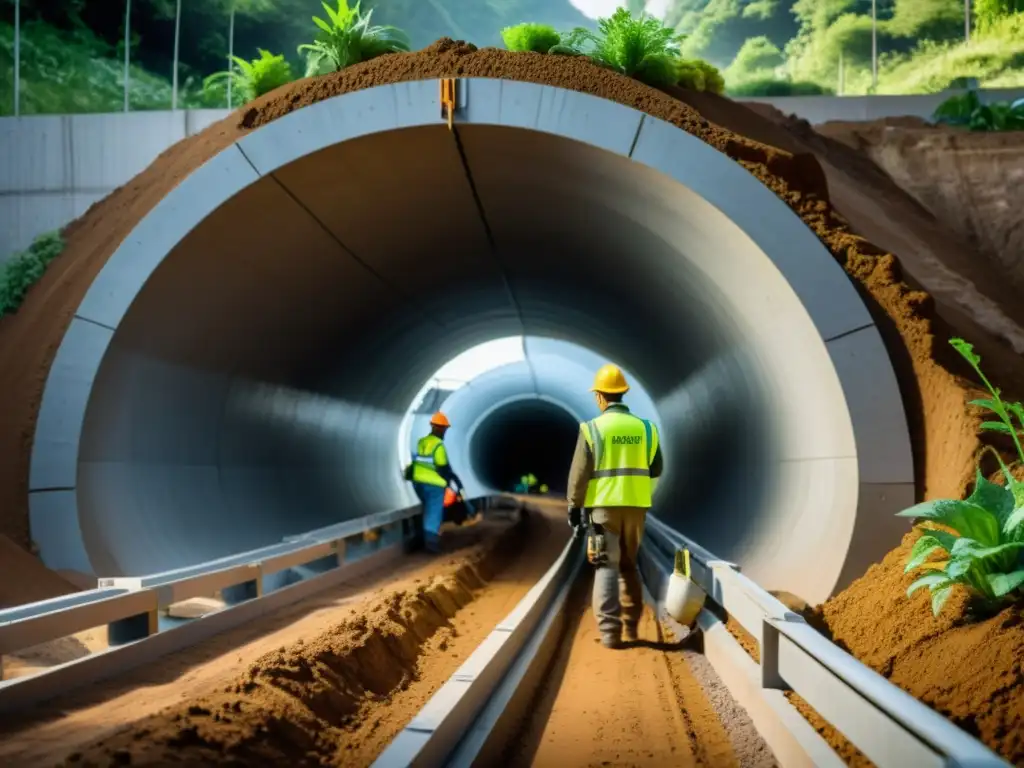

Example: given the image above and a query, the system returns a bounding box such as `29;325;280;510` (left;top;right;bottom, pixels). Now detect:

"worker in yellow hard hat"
405;411;464;553
566;363;664;649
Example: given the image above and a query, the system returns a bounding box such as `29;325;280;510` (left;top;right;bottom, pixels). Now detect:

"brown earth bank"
816;118;1024;293
0;533;81;608
38;506;567;768
812;529;1024;765
0;515;518;766
0;36;1022;763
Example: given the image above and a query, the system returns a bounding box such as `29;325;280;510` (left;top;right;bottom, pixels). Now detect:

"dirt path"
4;506;565;767
506;576;738;768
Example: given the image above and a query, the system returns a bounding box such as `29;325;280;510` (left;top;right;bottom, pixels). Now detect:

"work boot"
600;634;623;649
622;624;638;643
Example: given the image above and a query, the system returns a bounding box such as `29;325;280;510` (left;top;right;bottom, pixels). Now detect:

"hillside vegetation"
0;0;1022;116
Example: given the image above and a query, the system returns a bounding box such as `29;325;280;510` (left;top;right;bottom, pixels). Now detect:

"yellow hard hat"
591;363;630;394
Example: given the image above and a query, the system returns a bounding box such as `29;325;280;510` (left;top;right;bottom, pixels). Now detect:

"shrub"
933;88;1024;131
0;231;65;317
298;0;410;78
899;338;1024;616
560;8;687;88
501;23;561;54
202;49;293;106
726;78;834;96
678;58;725;94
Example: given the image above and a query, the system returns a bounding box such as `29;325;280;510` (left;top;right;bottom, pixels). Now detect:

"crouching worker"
406;411;465;553
566;364;663;649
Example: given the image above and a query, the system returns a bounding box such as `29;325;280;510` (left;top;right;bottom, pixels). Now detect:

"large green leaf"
981;421;1016;435
931;584;954;616
968;471;1016;526
907;571;951;597
896;498;1001;544
987;569;1024;597
904;530;958;572
1004;505;1024;540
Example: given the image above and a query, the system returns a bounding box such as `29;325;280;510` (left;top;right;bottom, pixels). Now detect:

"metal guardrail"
0;496;511;692
641;514;1009;768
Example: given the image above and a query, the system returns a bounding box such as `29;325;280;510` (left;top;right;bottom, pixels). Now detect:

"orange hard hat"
590;363;630;394
430;411;451;428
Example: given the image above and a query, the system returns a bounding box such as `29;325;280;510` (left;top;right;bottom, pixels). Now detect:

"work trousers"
413;482;446;552
590;506;647;641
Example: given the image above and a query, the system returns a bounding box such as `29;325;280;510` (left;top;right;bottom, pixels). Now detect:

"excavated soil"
812;528;1024;765
1;36;1023;763
816;118;1024;293
0;516;515;766
45;507;567;767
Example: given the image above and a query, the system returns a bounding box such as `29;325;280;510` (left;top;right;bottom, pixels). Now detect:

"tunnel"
27;78;914;604
468;397;579;494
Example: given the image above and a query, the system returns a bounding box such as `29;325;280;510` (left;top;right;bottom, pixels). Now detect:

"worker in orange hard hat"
567;363;664;649
404;411;465;553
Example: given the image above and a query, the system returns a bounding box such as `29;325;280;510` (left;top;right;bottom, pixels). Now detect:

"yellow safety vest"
411;435;448;487
580;409;659;508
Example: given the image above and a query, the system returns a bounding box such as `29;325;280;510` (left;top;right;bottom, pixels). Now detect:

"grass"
0;231;65;317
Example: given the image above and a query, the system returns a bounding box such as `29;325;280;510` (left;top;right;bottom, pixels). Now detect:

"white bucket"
664;548;707;627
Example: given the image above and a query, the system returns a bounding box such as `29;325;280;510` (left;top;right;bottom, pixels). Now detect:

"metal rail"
641;514;1009;768
374;528;586;767
0;495;513;712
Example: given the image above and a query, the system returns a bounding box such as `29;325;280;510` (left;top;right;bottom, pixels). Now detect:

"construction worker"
566;364;663;649
408;411;464;553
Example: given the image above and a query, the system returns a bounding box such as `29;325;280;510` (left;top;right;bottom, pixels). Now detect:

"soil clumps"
59;509;542;766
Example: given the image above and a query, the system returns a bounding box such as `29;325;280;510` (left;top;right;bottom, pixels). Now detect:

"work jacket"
411;434;452;488
566;403;662;509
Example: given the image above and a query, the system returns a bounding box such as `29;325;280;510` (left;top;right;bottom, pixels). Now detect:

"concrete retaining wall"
0;109;231;262
2;87;1023;263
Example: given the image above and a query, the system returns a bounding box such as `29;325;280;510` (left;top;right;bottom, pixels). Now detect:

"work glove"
567;506;583;535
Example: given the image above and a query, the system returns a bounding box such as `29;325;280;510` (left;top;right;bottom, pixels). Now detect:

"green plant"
933;88;1024;131
298;0;410;78
203;49;293;105
559;7;687;88
898;337;1024;616
0;231;65;317
501;23;561;54
678;58;725;94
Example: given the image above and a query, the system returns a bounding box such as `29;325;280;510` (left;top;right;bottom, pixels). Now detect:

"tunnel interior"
31;80;914;603
468;398;580;494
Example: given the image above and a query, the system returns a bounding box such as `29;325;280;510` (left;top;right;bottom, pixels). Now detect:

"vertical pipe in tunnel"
468;399;580;493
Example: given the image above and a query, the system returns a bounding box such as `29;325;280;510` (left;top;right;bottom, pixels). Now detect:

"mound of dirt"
0;534;81;609
62;509;537;766
817;119;1024;293
814;530;1024;764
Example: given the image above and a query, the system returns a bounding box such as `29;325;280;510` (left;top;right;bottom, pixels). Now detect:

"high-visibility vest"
411;434;448;487
580;409;659;508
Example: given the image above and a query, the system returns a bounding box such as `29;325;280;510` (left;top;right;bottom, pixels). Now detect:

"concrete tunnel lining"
27;79;914;602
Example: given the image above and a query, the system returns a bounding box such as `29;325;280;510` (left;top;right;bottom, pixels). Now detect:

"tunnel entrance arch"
29;79;913;602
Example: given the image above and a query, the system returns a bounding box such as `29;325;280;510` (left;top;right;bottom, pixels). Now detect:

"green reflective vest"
580;409;659;508
411;434;448;487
